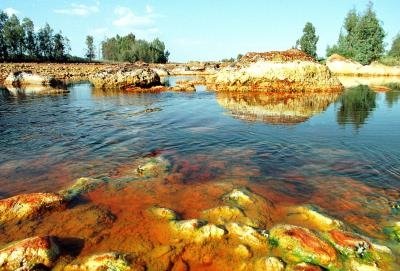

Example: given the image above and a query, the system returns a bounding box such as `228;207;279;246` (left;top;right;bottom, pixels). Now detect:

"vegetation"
296;22;319;59
85;35;96;61
0;10;70;62
327;2;385;65
101;33;169;63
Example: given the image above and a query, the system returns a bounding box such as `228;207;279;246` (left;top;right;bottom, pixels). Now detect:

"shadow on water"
336;85;377;129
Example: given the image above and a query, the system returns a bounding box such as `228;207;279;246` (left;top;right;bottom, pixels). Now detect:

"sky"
0;0;398;62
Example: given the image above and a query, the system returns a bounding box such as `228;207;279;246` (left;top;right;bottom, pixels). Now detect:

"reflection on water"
385;84;400;108
336;85;376;128
216;91;341;124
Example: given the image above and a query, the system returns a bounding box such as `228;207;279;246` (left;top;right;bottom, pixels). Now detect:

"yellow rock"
201;205;257;227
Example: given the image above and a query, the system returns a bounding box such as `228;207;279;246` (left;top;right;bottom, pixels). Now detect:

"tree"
22;18;36;57
327;2;385;65
3;14;25;59
101;33;169;63
85;35;95;61
388;33;400;58
0;11;8;60
297;22;319;58
37;23;54;59
53;32;65;60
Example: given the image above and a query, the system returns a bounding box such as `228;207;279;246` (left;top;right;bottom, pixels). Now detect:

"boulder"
0;192;65;224
169;219;226;243
170;81;196;92
0;236;60;270
209;49;343;92
90;68;160;90
268;224;337;269
4;71;65;88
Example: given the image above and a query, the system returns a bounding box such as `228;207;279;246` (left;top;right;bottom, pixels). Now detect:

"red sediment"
284;227;337;260
329;229;366;248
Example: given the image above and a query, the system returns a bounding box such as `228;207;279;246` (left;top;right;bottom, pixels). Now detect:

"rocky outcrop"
0;236;60;270
4;71;65;88
90;68;161;90
59;177;104;201
209;49;343;92
0;192;65;224
326;54;400;76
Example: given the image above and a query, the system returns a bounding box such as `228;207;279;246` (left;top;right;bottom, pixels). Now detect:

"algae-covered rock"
253;256;285;271
268;224;337;269
383;221;400;242
63;252;131;271
323;229;391;268
201;205;257;227
136;156;170;178
0;192;65;224
59;177;104;201
285;205;343;232
0;236;60;270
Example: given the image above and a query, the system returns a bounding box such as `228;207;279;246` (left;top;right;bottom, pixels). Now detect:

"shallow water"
1;77;400;268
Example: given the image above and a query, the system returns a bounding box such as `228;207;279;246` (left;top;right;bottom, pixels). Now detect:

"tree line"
296;2;400;65
101;33;169;63
0;10;71;62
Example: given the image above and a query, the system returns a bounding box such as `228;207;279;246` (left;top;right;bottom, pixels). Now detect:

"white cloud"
146;5;153;14
112;6;154;27
54;3;99;16
4;7;19;16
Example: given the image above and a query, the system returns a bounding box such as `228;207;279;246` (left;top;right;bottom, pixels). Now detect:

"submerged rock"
136;156;171;178
210;49;343;92
59;177;104;201
268;224;337;269
63;252;131;271
90;68;160;90
0;236;60;270
0;192;65;224
4;71;65;88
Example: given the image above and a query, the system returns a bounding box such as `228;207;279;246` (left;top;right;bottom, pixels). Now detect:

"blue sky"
0;0;398;62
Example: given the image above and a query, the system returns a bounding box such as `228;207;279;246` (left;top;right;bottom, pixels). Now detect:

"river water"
1;77;400;268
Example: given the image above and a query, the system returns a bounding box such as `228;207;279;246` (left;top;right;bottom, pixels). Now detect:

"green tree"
388;33;400;58
101;33;169;63
37;23;54;59
297;22;319;58
53;32;66;60
3;14;25;59
327;2;385;65
85;35;95;61
22;17;36;57
0;11;8;60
